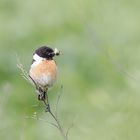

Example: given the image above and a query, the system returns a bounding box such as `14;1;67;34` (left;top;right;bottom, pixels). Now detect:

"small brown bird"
29;46;60;100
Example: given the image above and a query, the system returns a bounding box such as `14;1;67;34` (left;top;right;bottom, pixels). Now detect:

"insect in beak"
54;48;63;56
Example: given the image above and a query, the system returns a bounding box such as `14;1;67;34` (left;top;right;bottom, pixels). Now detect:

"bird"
29;46;60;101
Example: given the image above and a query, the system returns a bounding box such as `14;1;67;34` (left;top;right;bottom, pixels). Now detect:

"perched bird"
29;46;60;100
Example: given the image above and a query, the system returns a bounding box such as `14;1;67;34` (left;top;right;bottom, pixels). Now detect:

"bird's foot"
45;103;50;112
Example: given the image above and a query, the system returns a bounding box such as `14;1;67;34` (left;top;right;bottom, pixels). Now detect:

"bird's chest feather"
29;60;57;86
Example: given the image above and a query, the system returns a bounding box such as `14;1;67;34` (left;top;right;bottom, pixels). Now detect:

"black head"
35;46;55;59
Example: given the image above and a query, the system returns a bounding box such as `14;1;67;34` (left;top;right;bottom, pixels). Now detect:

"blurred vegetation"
0;0;140;140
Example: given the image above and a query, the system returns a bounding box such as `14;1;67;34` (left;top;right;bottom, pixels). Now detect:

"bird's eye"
48;52;55;57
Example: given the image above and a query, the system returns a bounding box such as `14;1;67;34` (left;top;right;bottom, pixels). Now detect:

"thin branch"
28;75;39;90
66;123;74;140
55;85;63;117
43;94;68;140
25;116;58;128
49;110;67;140
16;56;34;86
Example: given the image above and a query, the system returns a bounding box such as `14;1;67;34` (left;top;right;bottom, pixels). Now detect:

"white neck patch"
31;54;45;67
33;53;45;61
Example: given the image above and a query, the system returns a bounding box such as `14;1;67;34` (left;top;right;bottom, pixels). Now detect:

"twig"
55;85;63;117
43;94;68;140
16;55;34;86
28;75;39;90
25;115;58;128
66;123;74;140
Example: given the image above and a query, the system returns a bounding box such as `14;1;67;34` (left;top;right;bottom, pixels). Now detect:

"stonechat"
29;46;60;100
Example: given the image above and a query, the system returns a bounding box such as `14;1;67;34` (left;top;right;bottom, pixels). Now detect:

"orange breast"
29;60;57;86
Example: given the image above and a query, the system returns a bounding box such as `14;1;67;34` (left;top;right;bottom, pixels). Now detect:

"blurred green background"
0;0;140;140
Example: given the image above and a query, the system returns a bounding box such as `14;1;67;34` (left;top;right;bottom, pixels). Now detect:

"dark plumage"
35;46;55;59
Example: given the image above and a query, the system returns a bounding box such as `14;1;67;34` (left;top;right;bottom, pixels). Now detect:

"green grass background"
0;0;140;140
